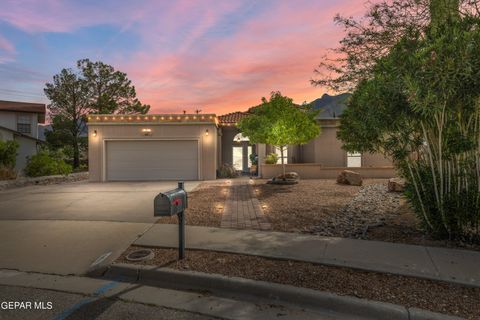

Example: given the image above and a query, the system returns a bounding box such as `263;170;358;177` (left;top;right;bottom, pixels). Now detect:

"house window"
17;114;32;134
347;152;362;167
273;146;288;164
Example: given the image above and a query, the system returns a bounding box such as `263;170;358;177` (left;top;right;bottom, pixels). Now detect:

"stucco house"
87;94;394;182
0;100;46;171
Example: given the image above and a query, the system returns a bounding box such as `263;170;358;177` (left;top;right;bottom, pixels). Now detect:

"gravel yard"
119;246;480;320
254;178;389;234
156;180;228;227
156;178;479;250
256;179;480;250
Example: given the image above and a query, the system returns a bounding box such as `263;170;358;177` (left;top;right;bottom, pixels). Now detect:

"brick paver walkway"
220;179;271;230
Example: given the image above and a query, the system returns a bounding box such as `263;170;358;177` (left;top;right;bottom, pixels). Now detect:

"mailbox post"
177;181;185;260
154;181;188;260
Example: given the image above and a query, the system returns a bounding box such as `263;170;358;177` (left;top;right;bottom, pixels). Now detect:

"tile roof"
217;111;249;125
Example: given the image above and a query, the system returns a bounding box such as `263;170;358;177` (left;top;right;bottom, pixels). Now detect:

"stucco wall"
220;126;240;166
0;111;39;139
0;111;16;132
362;152;392;167
14;136;38;172
261;163;397;179
88;123;218;182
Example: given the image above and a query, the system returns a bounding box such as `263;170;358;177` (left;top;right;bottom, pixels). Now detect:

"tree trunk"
280;146;286;178
72;137;80;169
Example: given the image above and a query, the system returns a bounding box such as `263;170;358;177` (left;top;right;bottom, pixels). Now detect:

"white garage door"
106;140;198;181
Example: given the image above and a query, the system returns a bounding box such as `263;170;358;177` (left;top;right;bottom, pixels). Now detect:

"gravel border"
0;172;88;190
105;262;464;320
116;247;478;319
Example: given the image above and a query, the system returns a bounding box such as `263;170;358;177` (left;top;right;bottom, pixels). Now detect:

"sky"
0;0;369;115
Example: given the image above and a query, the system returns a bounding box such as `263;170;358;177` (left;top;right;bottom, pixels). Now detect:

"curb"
103;263;464;320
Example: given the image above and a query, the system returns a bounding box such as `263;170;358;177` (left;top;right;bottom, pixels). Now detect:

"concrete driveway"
0;181;200;222
0;181;201;275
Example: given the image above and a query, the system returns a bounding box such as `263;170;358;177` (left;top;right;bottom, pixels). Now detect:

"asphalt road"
0;181;201;275
0;285;217;320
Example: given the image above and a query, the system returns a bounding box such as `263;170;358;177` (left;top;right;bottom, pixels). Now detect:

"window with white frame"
273;146;288;164
17;114;32;134
347;152;362;167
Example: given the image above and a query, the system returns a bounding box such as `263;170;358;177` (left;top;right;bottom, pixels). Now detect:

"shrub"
264;153;278;164
217;163;238;178
24;152;72;177
249;153;258;165
0;140;19;168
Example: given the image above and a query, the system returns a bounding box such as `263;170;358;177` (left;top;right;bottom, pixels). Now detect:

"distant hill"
310;93;351;119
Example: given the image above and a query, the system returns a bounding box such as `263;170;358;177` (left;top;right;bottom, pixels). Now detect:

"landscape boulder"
337;170;362;186
268;171;299;185
387;178;406;192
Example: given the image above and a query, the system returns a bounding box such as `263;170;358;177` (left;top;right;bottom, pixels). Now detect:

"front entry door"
233;146;243;171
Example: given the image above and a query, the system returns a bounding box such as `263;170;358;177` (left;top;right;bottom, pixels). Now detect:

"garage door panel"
106;140;198;181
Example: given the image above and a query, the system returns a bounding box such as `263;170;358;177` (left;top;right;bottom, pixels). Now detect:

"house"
0;100;46;171
87;94;395;182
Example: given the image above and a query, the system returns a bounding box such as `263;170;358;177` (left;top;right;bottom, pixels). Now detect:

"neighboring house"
87;94;394;182
0;100;46;171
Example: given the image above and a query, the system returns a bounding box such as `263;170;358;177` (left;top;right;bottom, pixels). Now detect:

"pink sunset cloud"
0;0;372;114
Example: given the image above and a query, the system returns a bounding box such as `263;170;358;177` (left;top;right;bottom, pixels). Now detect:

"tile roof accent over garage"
217;111;249;126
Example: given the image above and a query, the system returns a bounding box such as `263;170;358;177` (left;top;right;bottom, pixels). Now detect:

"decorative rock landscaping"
0;172;89;191
336;170;362;186
310;183;405;238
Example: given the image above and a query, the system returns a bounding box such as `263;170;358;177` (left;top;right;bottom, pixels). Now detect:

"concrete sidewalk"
135;225;480;288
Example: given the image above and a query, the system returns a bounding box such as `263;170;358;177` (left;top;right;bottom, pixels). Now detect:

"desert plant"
217;163;238;178
24;151;72;177
264;153;278;165
334;3;480;240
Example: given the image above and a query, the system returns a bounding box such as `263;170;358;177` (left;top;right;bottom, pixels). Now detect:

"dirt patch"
118;246;480;320
156;181;227;227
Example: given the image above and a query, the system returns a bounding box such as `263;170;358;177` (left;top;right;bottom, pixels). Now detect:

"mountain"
310;93;351;119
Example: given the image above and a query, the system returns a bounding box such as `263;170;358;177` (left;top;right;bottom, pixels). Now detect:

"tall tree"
311;0;479;91
328;0;480;239
238;92;320;177
78;59;150;114
44;69;89;168
45;60;150;168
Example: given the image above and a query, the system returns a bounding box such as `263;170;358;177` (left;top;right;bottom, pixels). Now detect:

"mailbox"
154;188;187;217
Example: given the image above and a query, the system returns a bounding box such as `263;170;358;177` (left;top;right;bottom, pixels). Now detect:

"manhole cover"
126;249;154;262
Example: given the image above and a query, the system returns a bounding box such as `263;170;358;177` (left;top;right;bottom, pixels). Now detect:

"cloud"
0;34;15;63
0;0;370;113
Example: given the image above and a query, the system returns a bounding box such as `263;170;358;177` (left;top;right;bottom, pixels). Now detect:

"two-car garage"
87;114;218;182
105;140;199;181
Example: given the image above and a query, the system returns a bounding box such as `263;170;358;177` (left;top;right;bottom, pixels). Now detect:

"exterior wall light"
93;130;97;137
141;128;152;136
205;129;209;136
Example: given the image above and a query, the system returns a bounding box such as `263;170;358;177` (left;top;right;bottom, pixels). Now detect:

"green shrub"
217;163;238;178
25;152;72;177
0;140;19;168
249;153;258;165
264;153;278;164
